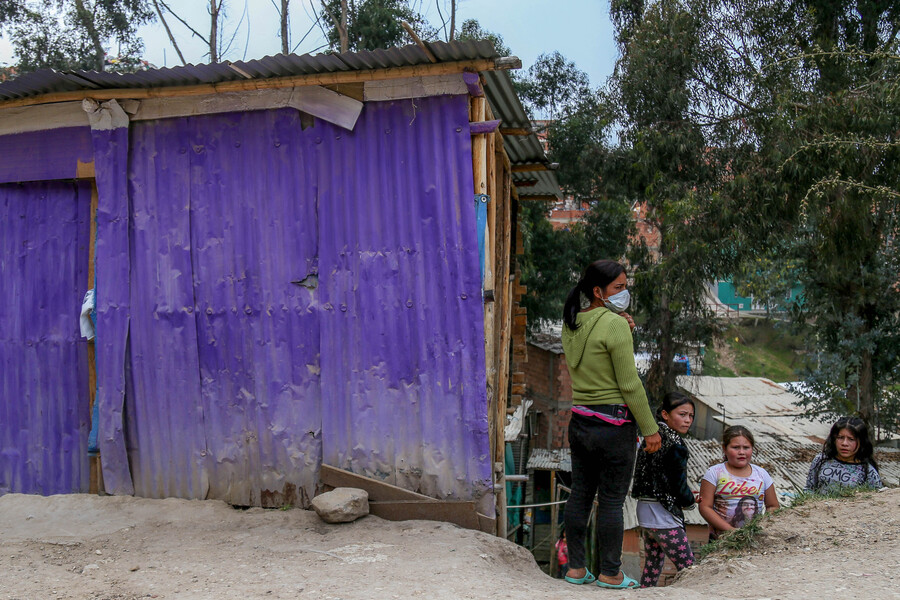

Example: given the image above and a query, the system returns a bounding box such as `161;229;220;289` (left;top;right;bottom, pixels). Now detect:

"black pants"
564;413;637;576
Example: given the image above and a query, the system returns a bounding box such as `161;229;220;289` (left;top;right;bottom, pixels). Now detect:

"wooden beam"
462;71;484;97
319;464;438;503
0;59;512;110
519;194;559;201
499;128;532;136
400;21;438;63
469;119;500;134
369;500;479;530
511;163;554;173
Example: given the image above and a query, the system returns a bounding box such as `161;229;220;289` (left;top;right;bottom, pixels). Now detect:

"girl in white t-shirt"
699;426;779;540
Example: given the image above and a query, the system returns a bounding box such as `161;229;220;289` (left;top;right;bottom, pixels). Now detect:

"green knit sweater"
561;308;659;437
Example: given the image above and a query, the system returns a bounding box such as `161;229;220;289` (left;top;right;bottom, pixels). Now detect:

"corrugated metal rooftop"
0;40;561;199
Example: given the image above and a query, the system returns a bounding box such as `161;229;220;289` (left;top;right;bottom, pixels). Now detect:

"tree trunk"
646;287;677;403
449;0;456;41
340;0;348;53
281;0;290;54
73;0;105;70
209;0;219;63
847;349;875;426
153;0;186;65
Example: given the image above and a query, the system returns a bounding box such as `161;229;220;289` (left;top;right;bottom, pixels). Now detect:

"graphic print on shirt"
702;463;773;530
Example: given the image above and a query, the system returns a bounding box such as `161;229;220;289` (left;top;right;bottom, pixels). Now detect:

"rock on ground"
311;487;369;524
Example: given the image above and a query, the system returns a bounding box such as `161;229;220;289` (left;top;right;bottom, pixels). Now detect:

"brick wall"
526;344;574;450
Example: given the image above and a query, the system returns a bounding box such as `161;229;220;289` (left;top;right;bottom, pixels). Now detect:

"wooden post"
472;92;504;537
87;178;102;495
549;472;559;578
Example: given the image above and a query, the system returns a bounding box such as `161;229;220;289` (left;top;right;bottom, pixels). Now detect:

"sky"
0;0;619;89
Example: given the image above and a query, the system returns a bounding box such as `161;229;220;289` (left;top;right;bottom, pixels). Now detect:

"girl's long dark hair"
562;260;625;331
656;391;696;421
822;416;878;473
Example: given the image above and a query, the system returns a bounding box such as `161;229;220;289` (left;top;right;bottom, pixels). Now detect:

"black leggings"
564;413;638;576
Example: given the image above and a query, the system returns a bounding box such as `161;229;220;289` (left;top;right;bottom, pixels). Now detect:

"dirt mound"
1;490;898;599
674;487;900;599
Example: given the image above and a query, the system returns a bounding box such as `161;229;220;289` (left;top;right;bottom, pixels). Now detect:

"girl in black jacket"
631;392;697;587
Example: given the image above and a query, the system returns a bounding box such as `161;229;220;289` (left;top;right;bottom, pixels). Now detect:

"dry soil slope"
0;489;898;600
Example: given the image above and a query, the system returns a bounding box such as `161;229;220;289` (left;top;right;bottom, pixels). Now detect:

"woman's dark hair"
822;416;878;473
722;425;755;449
562;260;626;331
656;391;696;420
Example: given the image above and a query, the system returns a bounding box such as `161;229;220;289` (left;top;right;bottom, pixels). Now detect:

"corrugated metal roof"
0;40;561;199
528;440;900;529
677;376;833;443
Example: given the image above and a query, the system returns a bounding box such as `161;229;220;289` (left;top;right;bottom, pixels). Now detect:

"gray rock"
311;488;369;524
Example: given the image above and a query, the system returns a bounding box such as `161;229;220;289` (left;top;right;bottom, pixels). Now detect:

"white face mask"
603;289;631;313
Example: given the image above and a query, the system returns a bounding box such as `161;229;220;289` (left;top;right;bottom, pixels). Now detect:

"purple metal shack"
0;42;559;526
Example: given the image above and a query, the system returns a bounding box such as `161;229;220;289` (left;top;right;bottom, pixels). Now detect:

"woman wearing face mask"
560;260;661;590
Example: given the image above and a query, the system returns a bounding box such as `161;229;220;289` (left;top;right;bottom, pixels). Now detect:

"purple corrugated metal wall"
125;109;321;505
0;94;490;506
0;180;92;495
316;96;492;505
120;96;489;506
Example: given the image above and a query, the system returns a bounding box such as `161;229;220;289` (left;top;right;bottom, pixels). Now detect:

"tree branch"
158;0;209;45
153;0;186;65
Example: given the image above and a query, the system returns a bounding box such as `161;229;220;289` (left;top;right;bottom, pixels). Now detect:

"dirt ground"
1;488;898;600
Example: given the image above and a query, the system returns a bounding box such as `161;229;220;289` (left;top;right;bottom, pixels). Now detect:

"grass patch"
697;516;765;559
788;485;878;508
702;320;808;380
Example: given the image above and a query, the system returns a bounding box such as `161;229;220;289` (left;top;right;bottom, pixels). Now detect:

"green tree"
2;0;154;72
703;0;900;432
517;51;591;121
604;0;724;400
514;52;633;332
455;18;510;56
319;0;434;52
518;199;631;330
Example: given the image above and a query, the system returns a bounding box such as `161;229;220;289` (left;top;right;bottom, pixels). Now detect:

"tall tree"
604;0;723;400
318;0;433;52
701;0;900;431
517;51;590;121
2;0;154;72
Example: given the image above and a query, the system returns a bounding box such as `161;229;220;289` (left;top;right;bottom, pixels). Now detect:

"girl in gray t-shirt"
806;416;882;493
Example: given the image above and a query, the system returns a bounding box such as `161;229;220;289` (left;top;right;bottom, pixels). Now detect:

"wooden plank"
319;464;439;503
323;82;365;102
0;59;510;110
518;194;559;201
88;178;100;495
511;163;551;173
549;473;559;577
123;87;363;131
463;71;484;97
0;126;94;184
477;512;498;535
469;119;500;134
499;127;531;136
369;500;479;530
0;101;88;136
400;21;438;63
363;74;466;101
76;160;95;179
